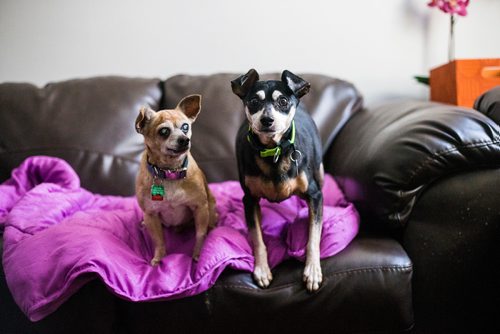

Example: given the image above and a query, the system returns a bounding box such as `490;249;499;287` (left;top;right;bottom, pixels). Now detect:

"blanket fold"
1;156;359;321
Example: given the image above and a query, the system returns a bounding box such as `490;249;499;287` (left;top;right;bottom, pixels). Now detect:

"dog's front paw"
303;261;323;292
253;264;273;288
192;239;204;262
150;257;161;266
150;247;166;266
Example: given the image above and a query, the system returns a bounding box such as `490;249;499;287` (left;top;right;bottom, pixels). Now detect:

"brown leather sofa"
1;74;499;334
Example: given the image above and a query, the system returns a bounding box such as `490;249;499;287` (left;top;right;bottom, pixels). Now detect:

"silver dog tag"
273;147;281;164
290;150;302;176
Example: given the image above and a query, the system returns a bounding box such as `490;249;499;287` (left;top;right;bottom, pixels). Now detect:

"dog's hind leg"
303;185;323;292
244;194;273;288
207;188;218;229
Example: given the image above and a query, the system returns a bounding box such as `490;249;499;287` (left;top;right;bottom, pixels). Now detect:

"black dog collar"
247;120;296;163
147;156;188;180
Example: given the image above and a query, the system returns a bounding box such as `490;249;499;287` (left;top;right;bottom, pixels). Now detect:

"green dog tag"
151;184;165;201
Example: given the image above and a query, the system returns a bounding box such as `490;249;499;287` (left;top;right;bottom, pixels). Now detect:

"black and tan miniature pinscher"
231;69;324;292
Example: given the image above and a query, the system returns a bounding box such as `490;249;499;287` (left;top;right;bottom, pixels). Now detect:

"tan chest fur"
245;170;309;202
136;155;207;227
141;182;195;227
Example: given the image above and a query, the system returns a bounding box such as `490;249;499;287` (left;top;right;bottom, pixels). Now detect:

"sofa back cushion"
163;73;362;182
0;76;162;195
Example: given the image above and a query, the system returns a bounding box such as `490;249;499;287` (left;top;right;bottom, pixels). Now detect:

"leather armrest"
402;167;500;333
474;86;500;125
324;100;500;229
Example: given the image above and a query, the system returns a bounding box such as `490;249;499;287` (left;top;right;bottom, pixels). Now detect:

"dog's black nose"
260;116;274;127
177;137;190;147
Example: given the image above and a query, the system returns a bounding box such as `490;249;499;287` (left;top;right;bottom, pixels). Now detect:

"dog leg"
192;203;210;261
207;188;218;229
244;194;273;288
144;213;166;266
303;190;323;292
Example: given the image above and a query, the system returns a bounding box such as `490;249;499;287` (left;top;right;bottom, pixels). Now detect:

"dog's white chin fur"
254;127;288;146
166;149;188;156
156;150;188;169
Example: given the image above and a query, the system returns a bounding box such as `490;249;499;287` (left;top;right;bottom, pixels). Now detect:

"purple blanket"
0;156;359;321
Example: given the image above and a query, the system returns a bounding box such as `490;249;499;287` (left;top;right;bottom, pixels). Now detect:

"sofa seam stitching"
391;139;500;224
406;138;500;185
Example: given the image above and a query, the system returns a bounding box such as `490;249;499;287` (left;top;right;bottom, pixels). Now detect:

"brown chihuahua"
135;94;216;265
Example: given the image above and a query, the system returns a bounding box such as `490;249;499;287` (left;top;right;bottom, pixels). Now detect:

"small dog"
232;69;324;291
135;94;216;265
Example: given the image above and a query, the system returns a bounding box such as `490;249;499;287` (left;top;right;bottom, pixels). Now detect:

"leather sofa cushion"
0;76;162;196
162;73;362;182
116;237;413;333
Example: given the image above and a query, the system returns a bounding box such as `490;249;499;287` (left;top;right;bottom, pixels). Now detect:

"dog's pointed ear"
281;70;310;98
231;69;260;99
176;94;201;121
135;106;156;134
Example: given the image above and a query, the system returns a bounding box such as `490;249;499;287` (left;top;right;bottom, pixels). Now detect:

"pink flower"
428;0;470;16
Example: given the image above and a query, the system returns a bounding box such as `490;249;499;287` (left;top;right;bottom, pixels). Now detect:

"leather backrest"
0;74;362;195
0;76;162;195
162;73;362;182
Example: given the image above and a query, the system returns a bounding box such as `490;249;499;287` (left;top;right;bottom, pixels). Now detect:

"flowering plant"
428;0;470;61
428;0;469;16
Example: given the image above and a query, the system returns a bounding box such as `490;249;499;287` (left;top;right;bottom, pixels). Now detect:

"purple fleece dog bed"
0;156;359;321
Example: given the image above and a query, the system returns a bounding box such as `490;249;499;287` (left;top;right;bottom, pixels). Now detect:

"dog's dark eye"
158;127;170;137
249;98;260;108
180;123;189;134
277;96;289;108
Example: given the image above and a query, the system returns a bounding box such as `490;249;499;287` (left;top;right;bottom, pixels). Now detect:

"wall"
0;0;499;105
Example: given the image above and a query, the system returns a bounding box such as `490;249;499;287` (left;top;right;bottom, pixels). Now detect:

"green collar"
247;120;296;162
